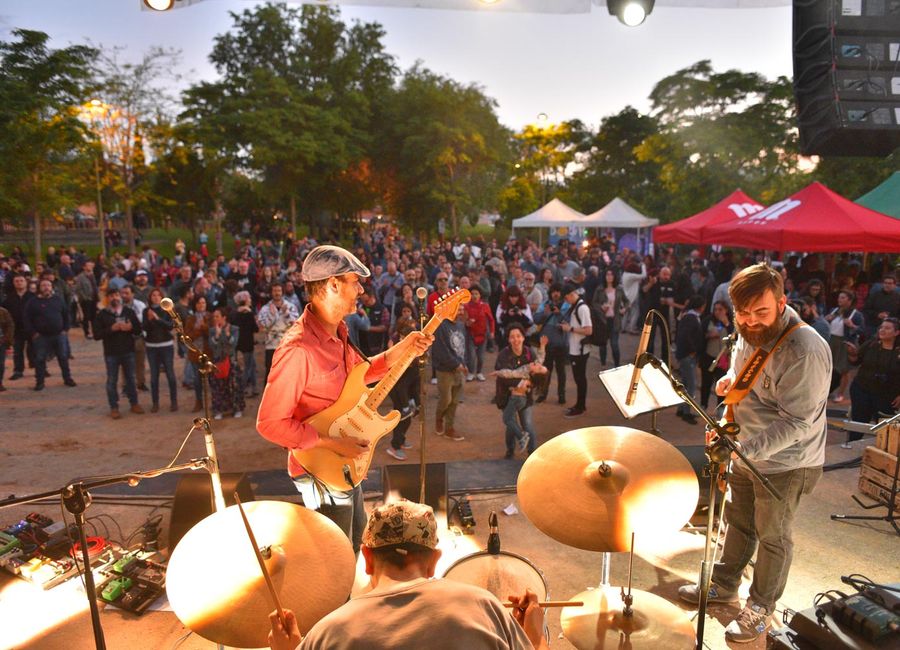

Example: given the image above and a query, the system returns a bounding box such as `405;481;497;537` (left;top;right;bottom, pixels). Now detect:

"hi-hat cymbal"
517;426;699;552
561;586;696;650
166;500;355;649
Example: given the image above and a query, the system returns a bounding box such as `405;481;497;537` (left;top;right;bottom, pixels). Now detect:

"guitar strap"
722;314;806;423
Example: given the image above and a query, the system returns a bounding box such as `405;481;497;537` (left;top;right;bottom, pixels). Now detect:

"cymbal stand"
0;459;210;650
831;410;900;536
418;301;428;503
638;352;783;650
170;311;226;512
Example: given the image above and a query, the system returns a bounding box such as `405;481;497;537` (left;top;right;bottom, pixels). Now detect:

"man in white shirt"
121;284;148;391
560;282;592;419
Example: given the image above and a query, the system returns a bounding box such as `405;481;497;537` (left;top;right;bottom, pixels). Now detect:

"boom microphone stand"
0;459;211;650
416;287;429;503
635;352;784;650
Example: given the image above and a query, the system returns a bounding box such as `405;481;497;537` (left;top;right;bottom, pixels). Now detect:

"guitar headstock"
433;288;471;322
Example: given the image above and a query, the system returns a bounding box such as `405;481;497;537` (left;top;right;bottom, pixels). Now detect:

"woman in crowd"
493;325;546;459
208;307;245;419
699;300;734;411
393;283;420;323
844;317;900;447
229;290;259;397
385;305;420;461
592;269;628;368
142;288;178;413
184;295;211;412
464;285;495;382
535;267;554;304
255;265;276;309
495;286;533;343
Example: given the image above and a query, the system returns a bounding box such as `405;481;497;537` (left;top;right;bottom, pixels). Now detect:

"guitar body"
291;362;401;492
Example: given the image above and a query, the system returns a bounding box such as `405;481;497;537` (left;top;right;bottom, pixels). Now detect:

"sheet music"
598;363;683;419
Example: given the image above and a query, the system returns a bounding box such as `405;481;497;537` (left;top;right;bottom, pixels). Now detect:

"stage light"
144;0;175;10
607;0;654;26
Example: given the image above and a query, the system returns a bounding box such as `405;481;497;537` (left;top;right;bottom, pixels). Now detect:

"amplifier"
382;463;448;523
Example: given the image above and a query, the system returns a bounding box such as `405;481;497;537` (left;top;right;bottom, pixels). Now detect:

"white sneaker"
213;413;223;420
476;373;486;381
430;377;438;385
466;374;475;382
233;411;243;418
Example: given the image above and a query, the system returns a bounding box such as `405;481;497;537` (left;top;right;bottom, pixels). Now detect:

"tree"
0;30;95;260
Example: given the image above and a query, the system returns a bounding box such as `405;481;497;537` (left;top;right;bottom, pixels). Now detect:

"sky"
0;0;793;130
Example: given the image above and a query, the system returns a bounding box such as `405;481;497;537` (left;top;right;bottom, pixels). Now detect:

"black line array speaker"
167;473;255;552
793;0;900;156
382;462;448;521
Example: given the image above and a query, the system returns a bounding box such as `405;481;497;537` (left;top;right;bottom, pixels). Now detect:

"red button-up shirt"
256;306;388;477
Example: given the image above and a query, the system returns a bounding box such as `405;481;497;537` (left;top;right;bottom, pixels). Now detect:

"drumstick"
504;600;584;608
234;493;287;628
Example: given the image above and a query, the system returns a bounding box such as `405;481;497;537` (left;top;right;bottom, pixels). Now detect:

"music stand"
598;362;683;423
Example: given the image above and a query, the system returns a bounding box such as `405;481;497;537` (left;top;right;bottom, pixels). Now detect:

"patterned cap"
362;500;438;550
300;245;371;282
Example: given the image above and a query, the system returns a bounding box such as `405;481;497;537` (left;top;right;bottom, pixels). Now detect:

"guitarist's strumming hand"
317;435;370;459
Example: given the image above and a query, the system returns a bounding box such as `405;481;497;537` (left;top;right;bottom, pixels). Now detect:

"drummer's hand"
715;376;733;397
509;588;546;650
319;435;370;459
268;609;301;650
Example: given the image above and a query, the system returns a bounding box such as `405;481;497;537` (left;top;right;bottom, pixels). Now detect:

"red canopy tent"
653;190;764;245
702;181;900;252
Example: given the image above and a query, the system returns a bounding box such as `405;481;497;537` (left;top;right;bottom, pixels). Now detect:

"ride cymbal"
561;586;696;650
166;500;355;648
517;426;699;552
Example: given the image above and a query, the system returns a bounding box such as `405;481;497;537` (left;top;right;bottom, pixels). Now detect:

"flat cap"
300;245;370;282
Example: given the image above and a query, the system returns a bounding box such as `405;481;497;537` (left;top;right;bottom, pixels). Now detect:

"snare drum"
442;550;548;603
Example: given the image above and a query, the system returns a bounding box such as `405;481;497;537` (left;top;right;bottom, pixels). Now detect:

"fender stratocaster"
291;288;471;492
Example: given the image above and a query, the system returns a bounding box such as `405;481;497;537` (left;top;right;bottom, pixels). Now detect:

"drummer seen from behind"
268;501;548;650
677;263;831;644
256;246;433;554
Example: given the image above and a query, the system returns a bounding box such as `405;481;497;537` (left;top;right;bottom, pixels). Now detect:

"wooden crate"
874;421;900;456
862;446;898;477
857;476;900;508
860;463;900;492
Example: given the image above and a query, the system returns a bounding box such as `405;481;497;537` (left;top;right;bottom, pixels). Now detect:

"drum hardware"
417;285;429;503
233;493;287;630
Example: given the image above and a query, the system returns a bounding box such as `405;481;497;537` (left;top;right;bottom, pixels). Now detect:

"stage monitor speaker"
793;0;900;156
382;462;448;522
168;473;255;552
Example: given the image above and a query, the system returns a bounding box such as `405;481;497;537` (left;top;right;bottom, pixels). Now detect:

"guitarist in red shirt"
257;245;434;553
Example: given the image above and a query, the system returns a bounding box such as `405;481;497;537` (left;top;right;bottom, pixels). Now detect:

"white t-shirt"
568;300;592;356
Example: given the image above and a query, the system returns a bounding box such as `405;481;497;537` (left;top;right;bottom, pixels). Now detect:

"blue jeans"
0;344;5;384
105;352;137;409
466;338;487;375
503;394;537;454
598;316;620;366
242;350;257;393
676;354;698;416
34;334;73;384
147;345;177;406
848;380;895;440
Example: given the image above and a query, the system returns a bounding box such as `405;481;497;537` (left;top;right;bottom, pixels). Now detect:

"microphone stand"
168;309;227;513
0;459;211;650
635;351;783;650
417;293;428;503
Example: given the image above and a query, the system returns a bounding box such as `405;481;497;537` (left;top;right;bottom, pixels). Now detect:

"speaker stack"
793;0;900;156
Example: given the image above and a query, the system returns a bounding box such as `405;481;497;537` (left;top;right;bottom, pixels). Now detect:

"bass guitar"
291;288;471;492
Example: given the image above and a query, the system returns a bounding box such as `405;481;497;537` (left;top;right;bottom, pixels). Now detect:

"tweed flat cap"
300;245;371;282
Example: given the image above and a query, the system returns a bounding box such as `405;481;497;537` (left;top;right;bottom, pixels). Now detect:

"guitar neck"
364;314;443;411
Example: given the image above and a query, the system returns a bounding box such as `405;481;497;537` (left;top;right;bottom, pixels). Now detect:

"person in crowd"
674;295;706;424
73;262;99;341
521;272;542;319
93;287;142;418
533;283;569;405
678;264;831;643
256;264;277;309
385;306;421;461
802;279;826;317
620;257;647;334
463;285;494;382
359;286;390;357
863;274;899;338
208;307;245;419
640;267;673;362
493;326;547;458
142;288;177;412
592;269;628;368
2;273;34;380
699;300;734;411
259;283;300;385
230;290;260;397
432;303;468;441
120;284;148;391
185;295;212;412
560;282;592;418
825;290;865;403
535;267;554;304
0;305;13;392
797;296;830;342
23;278;76;391
843;317;900;447
496;286;533;343
267;500;547;650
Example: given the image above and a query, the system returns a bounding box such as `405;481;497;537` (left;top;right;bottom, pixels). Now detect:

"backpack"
572;299;608;348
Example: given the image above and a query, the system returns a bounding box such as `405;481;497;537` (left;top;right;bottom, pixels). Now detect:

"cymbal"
561;586;696;650
517;426;699;551
166;500;355;649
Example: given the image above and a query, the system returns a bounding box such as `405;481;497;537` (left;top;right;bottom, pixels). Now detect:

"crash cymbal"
166;500;355;649
517;426;698;552
561;586;696;650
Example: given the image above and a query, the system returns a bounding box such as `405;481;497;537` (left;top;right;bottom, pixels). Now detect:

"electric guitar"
291;288;471;492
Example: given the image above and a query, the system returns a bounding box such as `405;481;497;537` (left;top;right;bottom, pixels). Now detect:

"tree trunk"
215;204;224;257
290;194;298;237
450;202;458;238
125;199;136;255
33;210;42;264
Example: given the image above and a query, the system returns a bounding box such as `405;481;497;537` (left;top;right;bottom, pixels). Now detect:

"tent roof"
582;198;659;228
511;198;586;229
703;181;900;252
653;190;763;244
856;171;900;219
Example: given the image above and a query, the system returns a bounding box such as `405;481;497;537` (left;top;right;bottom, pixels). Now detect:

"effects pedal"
456;496;476;531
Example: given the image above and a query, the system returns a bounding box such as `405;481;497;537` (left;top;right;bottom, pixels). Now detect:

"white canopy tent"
511;198;587;245
511;197;658;247
582;197;659;228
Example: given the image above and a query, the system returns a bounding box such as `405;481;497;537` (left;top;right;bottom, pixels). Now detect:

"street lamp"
144;0;175;10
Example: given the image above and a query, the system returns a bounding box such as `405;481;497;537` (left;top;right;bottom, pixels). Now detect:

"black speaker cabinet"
167;472;255;552
382;462;448;521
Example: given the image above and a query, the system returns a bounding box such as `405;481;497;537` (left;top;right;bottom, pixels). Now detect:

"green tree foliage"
379;65;511;236
0;30;96;258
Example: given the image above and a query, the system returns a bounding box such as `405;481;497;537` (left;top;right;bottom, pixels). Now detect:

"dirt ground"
1;328;892;650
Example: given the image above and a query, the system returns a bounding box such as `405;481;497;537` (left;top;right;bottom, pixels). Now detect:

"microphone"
625;312;653;406
159;297;178;319
487;511;500;555
415;286;428;301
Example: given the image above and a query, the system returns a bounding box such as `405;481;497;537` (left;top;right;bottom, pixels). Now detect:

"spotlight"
607;0;654;26
143;0;175;10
